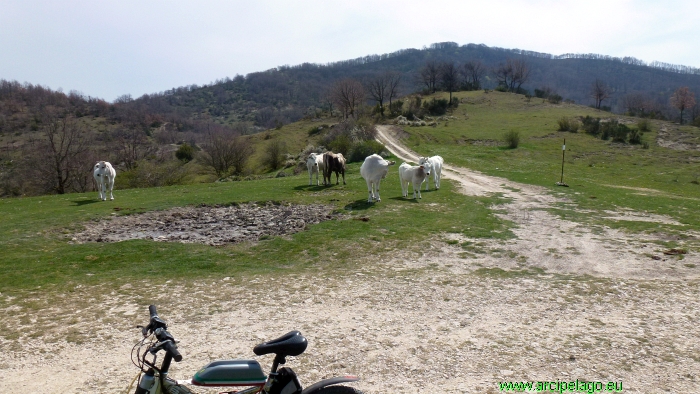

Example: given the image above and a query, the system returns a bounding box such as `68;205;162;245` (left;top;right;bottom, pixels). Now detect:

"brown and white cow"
323;152;346;185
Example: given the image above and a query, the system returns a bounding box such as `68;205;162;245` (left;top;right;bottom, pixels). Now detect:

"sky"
1;0;698;102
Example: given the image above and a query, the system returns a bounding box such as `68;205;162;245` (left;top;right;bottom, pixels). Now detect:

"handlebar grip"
149;305;158;318
164;341;183;362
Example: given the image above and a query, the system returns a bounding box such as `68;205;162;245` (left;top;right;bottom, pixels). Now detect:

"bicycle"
127;305;364;394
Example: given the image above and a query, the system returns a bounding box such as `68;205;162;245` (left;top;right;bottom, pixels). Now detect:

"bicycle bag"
267;367;302;394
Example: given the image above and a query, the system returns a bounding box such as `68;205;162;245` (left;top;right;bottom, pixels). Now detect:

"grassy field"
0;160;510;296
2;90;699;296
402;91;700;234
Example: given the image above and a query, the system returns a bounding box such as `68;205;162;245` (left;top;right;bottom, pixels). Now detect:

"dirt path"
376;124;699;280
1;126;699;393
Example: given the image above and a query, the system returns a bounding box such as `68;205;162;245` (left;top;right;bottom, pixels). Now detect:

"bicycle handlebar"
141;305;183;362
163;340;183;362
149;305;158;318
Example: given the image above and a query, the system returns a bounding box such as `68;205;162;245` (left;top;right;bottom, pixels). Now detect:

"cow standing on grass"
93;161;116;201
323;152;346;185
418;155;444;190
360;154;396;202
306;153;325;186
399;162;429;199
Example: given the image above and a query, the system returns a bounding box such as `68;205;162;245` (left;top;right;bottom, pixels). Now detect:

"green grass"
403;90;700;233
0;159;511;294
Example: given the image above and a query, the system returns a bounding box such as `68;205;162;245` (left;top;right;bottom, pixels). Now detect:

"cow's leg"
424;176;430;191
365;179;373;202
375;179;382;202
308;169;312;186
100;180;106;201
108;177;114;200
342;171;346;185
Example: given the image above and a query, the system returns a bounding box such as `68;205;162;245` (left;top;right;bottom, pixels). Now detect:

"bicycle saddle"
253;330;308;357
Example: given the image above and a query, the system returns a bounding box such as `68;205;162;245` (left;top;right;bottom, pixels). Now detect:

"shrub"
628;129;643;144
495;85;508;92
547;94;563;104
637;119;652;132
348;140;386;163
503;130;520;149
262;140;287;170
601;120;630;142
328;134;352;157
389;100;404;117
423;98;450;116
175;143;195;162
557;117;579;132
581;116;601;136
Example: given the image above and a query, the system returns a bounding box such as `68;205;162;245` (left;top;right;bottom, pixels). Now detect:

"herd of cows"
307;152;444;203
91;153;444;204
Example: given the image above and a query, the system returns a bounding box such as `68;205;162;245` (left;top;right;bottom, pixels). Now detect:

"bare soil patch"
71;202;339;246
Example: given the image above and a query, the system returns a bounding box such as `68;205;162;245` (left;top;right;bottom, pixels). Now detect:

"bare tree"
494;58;530;92
330;79;365;119
590;79;611;110
493;60;514;91
386;71;401;109
200;124;253;177
440;62;460;103
38;114;93;194
462;60;486;90
263;139;286;170
620;92;649;116
419;61;440;93
512;59;531;92
366;73;389;116
111;127;156;170
670;86;696;124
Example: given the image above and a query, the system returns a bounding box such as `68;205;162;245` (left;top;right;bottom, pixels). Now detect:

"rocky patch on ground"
71;202;339;246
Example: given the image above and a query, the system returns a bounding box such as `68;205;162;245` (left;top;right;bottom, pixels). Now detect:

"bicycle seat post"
270;354;286;374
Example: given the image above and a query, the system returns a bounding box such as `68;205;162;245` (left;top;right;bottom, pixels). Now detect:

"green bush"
628;129;643;144
328;134;352;157
600;120;630;142
547;94;563;104
389;100;404;117
423;98;450;116
503;130;520;149
637;119;652;133
175;143;195;162
348;140;386;163
581;116;601;136
557;117;579;132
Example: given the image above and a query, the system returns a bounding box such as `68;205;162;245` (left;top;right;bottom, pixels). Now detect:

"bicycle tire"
307;385;365;394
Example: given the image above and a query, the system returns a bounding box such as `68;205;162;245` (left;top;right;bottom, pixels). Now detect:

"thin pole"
560;138;566;184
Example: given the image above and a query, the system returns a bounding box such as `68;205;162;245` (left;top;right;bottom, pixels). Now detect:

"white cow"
360;154;396;202
306;153;325;186
93;161;116;201
399;162;430;199
418;155;444;190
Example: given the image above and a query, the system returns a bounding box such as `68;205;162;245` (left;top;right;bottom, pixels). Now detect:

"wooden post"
560;138;566;184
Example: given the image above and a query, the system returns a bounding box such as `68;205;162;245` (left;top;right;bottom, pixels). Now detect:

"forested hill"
2;42;700;136
118;42;700;128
